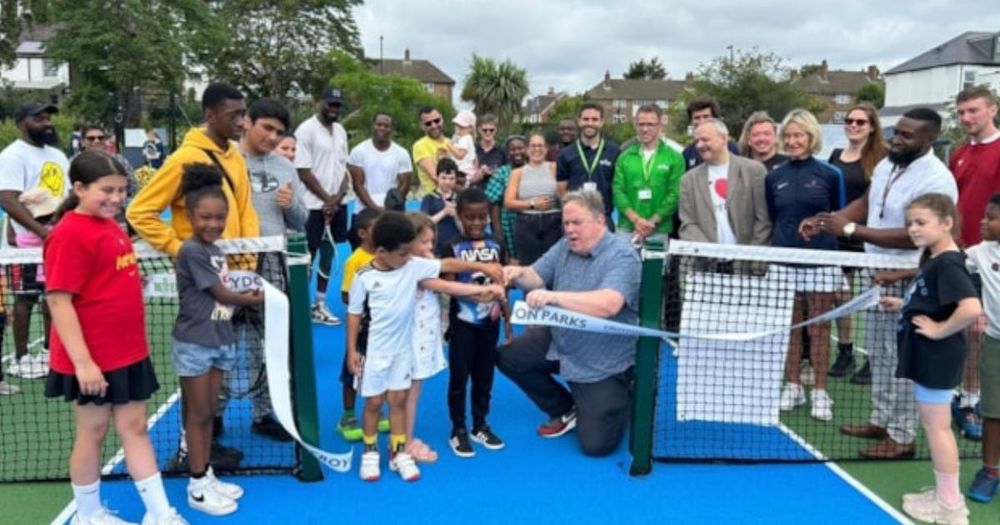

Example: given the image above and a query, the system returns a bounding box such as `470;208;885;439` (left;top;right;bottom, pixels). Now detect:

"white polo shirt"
967;241;1000;339
865;150;958;256
294;115;349;211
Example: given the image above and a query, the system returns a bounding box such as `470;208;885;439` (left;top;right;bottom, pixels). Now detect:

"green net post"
630;238;665;476
287;234;323;482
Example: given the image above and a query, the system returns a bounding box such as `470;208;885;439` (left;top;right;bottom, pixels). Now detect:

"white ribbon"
510;286;881;344
263;280;353;473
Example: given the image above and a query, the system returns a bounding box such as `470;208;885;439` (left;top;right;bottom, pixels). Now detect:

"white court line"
776;423;913;525
49;389;182;525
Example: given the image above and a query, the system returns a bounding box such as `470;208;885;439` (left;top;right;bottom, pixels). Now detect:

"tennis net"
637;240;983;464
0;235;302;482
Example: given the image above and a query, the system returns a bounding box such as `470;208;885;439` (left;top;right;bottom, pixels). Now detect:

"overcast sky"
354;0;1000;106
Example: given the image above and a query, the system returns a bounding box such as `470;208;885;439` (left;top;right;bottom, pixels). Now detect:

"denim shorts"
171;339;236;377
914;383;953;405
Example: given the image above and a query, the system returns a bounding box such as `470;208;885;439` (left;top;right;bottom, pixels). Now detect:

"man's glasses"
85;135;106;142
422;118;442;127
844;118;868;127
480;127;496;133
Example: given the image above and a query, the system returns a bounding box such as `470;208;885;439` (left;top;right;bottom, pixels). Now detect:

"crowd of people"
0;79;997;525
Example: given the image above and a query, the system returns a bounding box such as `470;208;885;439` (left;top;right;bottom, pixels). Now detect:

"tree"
624;57;667;80
41;0;213;123
461;54;529;129
546;94;584;125
330;51;455;148
855;83;885;109
682;47;825;136
192;1;363;100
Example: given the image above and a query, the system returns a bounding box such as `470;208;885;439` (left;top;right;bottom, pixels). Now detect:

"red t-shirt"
950;138;1000;246
44;211;148;374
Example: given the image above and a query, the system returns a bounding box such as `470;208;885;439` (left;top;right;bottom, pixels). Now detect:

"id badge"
583;182;597;192
638;189;653;200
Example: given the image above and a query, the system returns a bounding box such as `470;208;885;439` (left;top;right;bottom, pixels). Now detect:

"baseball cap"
452;110;476;128
14;102;59;123
321;87;344;104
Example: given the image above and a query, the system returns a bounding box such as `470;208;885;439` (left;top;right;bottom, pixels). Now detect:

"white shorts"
357;351;413;397
768;264;848;293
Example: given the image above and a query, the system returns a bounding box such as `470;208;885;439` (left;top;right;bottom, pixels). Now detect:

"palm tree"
461;54;529;129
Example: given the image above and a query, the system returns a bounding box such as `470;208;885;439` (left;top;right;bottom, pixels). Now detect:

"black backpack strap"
199;148;236;195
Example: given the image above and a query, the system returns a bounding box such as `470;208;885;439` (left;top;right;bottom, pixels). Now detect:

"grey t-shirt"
173;239;235;347
243;149;307;237
531;231;641;382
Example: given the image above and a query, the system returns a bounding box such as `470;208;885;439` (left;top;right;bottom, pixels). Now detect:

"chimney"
603;69;611;90
404;48;411;64
790;70;799;81
820;59;829;80
685;72;694;82
547;86;555;95
866;64;880;80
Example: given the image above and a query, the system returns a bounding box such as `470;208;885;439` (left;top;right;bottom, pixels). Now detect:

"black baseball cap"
14;102;59;123
321;87;344;104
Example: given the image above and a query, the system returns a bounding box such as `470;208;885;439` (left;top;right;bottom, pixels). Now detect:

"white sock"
315;292;326;303
71;479;102;518
961;390;980;409
135;472;171;518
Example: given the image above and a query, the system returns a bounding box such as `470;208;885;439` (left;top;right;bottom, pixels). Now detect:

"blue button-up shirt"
531;231;641;382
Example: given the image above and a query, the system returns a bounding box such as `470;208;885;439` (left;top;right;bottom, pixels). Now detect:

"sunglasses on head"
844;118;868;127
422;117;442;127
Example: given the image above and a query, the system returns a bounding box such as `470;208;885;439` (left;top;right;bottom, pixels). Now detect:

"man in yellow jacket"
125;82;258;472
126;83;259;256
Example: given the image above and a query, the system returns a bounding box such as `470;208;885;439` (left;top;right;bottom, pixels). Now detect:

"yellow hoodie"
126;127;259;257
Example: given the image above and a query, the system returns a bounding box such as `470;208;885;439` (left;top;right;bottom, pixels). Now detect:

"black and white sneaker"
470;425;505;450
449;428;476;458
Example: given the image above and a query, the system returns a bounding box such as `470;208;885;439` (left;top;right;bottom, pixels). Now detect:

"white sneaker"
187;477;237;516
389;451;421;481
71;507;137;525
205;466;243;500
0;380;20;395
902;491;969;525
359;450;380;481
311;302;342;326
800;361;815;386
7;355;47;379
779;383;806;411
140;508;188;525
811;389;834;422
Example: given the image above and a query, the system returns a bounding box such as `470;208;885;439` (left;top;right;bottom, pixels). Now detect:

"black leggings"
514;212;562;265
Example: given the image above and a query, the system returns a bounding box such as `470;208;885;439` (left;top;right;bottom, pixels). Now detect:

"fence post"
287;234;323;481
630;239;665;476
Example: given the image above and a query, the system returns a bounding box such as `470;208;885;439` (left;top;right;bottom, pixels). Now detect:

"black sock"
838;342;854;354
190;469;206;479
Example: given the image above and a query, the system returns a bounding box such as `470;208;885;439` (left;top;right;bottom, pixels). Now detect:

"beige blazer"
678;155;771;246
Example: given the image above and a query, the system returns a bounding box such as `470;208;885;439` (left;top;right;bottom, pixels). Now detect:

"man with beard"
413;106;449;196
295;87;350;326
0;102;70;385
556;103;620;226
802;107;957;459
546;119;577;162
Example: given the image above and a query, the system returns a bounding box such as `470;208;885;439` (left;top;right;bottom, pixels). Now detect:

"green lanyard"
576;139;605;181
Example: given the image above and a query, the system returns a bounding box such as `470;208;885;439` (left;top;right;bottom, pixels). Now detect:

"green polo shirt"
611;140;685;234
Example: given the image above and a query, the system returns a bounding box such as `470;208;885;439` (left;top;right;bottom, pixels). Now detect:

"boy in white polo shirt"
346;211;503;482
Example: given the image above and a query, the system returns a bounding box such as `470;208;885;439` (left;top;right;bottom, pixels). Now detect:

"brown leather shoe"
859;438;916;459
839;423;889;439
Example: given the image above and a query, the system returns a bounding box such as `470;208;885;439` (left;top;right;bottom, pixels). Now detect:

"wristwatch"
842;222;857;238
529;198;536;210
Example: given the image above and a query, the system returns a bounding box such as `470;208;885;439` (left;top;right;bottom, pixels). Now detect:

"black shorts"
45;357;159;406
6;263;44;296
305;207;348;253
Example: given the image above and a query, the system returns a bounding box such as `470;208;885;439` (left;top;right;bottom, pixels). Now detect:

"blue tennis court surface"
57;240;904;525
